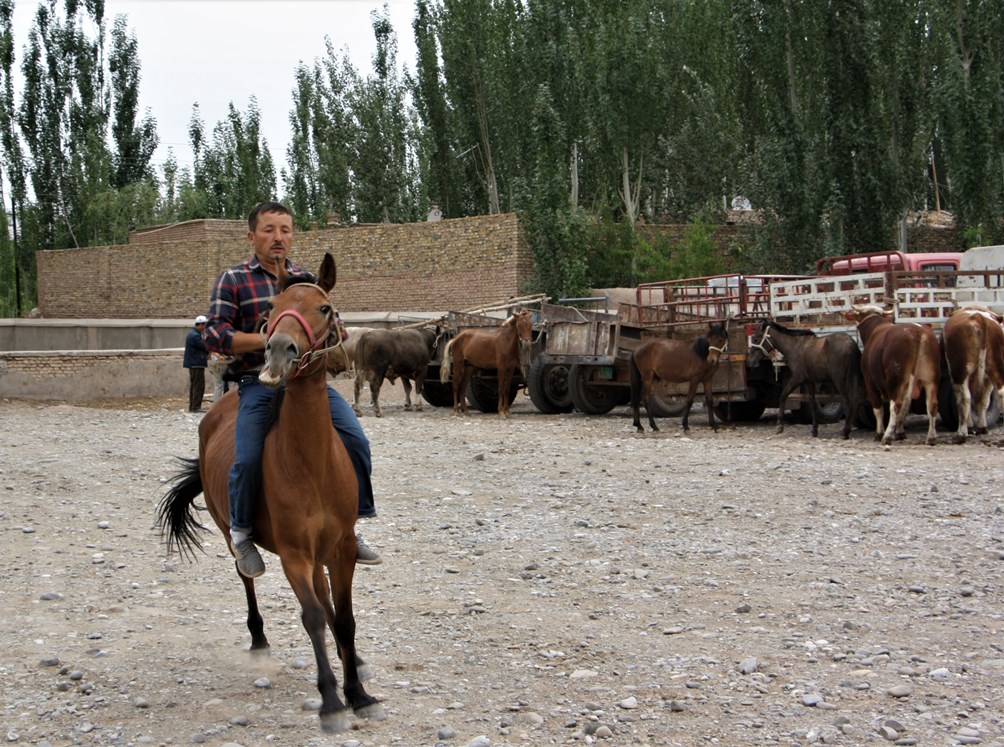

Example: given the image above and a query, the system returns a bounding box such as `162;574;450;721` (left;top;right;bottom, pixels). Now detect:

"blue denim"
228;377;376;534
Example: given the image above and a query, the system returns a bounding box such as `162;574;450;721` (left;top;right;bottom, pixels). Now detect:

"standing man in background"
183;315;209;413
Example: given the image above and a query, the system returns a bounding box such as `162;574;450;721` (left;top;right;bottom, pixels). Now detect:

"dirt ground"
2;378;1003;747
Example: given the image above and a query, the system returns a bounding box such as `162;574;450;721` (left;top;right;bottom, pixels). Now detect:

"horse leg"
459;365;474;416
282;556;352;733
239;571;270;651
681;381;700;432
451;355;465;416
311;565;375;683
498;366;511;419
775;376;799;434
703;379;718;432
629;357;646;432
325;543;384;720
807;381;819;437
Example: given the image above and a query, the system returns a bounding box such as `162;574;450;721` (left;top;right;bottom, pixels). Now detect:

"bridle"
749;324;775;359
262;283;346;377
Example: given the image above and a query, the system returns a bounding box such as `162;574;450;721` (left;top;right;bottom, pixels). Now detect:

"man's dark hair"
248;202;293;232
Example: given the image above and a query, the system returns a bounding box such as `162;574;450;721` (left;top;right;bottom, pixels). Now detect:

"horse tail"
157;456;207;560
440;338;455;383
629;352;642;412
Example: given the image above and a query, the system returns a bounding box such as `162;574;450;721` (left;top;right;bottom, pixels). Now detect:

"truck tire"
526;356;573;414
649;393;688;417
937;375;958;431
466;376;518;413
568;364;619;415
421;380;455;408
714;399;766;423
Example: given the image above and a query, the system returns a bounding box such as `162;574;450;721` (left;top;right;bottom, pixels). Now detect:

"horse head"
512;309;534;376
747;319;774;366
705;322;729;364
260;253;338;387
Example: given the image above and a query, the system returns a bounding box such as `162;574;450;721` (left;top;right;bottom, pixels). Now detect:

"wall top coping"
1;312;449;328
1;348;184;357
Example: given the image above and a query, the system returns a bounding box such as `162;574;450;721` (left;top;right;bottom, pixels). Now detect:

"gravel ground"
2;379;1004;747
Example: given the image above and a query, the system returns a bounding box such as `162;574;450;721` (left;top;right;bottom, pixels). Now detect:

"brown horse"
157;254;384;733
630;322;729;432
748;319;863;439
439;309;533;417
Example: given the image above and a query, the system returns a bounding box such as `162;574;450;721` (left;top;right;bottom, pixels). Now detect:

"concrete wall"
35;213;532;319
0;314;445;402
0;350;189;402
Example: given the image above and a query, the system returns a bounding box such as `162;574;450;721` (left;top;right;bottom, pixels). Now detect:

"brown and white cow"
844;304;940;446
941;304;1004;443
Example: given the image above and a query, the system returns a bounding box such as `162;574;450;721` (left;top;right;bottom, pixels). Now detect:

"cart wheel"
568;364;619;415
421;380;455;408
526;356;573;414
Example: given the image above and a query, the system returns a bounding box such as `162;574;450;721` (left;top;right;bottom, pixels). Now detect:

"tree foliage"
4;0;1004;316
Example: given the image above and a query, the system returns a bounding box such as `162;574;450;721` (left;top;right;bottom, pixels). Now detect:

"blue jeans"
228;377;376;535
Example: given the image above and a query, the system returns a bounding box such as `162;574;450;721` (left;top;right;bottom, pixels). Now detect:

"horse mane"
280;274;314;292
693;336;710;357
767;319;816;337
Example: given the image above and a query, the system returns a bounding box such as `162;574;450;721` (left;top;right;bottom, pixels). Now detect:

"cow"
844;304;940;446
941;304;1004;443
326;326;379;378
352;327;440;417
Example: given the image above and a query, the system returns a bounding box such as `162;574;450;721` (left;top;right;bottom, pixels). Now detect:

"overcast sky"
10;0;418;179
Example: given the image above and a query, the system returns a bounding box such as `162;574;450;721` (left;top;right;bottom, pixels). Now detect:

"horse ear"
317;253;337;293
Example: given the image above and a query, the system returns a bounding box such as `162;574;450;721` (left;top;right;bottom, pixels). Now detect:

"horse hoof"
926;437;938;446
375;412;383;418
952;435;967;445
355;701;387;721
895;432;906;441
974;426;988;435
320;708;352;734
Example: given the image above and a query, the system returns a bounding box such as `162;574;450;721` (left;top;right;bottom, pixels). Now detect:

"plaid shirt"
204;255;311;376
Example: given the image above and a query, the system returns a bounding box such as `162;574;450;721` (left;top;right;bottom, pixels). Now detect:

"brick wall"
36;213;532;319
34;212;960;320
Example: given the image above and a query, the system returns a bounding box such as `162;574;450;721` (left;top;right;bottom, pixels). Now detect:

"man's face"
249;210;293;270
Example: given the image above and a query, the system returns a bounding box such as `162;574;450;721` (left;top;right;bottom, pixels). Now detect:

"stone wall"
36;213;532;319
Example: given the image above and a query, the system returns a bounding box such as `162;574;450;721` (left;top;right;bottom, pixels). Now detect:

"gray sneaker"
355;533;382;565
234;539;265;578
